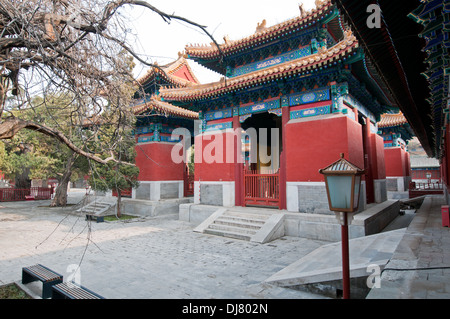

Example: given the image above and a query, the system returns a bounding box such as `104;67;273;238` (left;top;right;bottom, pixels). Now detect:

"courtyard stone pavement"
0;190;330;299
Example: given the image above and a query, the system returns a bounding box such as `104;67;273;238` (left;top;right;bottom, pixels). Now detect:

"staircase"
194;208;285;243
76;201;115;216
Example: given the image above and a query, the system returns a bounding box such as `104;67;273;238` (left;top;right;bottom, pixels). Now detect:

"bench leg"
51;287;66;299
22;269;37;285
43;279;62;299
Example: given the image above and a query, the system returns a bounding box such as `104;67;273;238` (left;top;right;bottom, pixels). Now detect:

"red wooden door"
243;169;279;207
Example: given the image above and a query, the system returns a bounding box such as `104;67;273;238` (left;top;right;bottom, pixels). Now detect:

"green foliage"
0;283;31;299
0;93;88;184
87;109;139;195
89;159;139;194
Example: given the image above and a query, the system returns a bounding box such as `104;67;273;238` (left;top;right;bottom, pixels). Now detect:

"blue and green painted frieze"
230;46;312;77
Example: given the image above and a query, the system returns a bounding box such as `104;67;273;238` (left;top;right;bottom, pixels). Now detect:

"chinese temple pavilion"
157;0;400;212
378;112;413;192
132;55;199;200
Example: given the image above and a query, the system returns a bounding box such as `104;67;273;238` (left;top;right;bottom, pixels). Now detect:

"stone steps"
214;213;267;229
76;201;114;216
195;209;285;243
203;211;264;241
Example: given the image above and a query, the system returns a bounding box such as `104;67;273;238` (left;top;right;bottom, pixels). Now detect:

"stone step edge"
203;228;252;241
207;223;259;235
214;216;266;228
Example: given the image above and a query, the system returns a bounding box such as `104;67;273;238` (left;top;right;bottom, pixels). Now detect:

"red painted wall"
384;147;408;177
404;151;411;177
285;114;364;182
194;131;237;182
135;142;184;181
370;134;386;179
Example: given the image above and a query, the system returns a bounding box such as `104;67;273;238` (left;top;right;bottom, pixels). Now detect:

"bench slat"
53;282;103;299
23;264;62;282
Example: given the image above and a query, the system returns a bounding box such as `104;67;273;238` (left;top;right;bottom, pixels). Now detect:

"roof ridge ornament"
255;19;267;34
299;4;307;18
223;35;232;45
315;0;327;9
343;28;353;39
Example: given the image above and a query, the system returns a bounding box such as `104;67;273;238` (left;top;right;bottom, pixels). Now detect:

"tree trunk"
15;167;31;189
50;152;76;207
116;189;122;218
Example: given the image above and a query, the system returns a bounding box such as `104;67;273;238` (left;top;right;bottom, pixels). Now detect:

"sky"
122;0;317;84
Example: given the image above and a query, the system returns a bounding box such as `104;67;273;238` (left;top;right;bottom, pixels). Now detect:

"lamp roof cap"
319;153;365;175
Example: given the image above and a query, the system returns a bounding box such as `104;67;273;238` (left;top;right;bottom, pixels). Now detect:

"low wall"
123;197;192;217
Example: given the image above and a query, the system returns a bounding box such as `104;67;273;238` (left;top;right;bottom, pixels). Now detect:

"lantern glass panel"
327;175;353;210
353;175;361;210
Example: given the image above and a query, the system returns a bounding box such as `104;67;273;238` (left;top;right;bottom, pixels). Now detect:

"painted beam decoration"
231;46;312;77
205;121;233;132
290;105;330;119
202;99;282;130
288;87;330;106
203;108;233;121
135;123;183;143
239;99;281;116
287;87;331;119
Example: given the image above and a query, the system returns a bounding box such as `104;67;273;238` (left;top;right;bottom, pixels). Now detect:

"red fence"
0;187;53;202
243;169;280;208
112;188;132;198
408;182;444;199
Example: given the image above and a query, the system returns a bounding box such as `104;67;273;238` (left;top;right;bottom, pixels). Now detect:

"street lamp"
319;153;365;299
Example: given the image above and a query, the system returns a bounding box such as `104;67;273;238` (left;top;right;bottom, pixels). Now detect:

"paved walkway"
367;195;450;299
2;191;450;299
0;191;329;299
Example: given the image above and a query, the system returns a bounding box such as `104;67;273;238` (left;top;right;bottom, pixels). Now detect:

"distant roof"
136;54;200;88
410;156;440;168
132;95;198;120
133;55;200;120
378;112;408;128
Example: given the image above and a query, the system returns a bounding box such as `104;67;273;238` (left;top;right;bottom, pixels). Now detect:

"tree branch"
0;117;134;166
102;0;225;63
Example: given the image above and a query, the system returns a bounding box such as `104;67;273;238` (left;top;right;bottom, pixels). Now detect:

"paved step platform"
193;207;285;243
265;228;406;289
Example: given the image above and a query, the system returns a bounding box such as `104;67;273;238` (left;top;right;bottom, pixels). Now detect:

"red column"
233;115;243;206
279;106;289;210
341;213;350;299
362;118;374;203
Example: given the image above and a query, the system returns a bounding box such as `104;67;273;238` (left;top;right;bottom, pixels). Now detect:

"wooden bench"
52;282;104;299
85;214;104;223
22;264;63;299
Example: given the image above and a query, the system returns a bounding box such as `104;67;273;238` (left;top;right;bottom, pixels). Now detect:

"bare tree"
0;0;221;165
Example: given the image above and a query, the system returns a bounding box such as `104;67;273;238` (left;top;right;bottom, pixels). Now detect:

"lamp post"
319;153;365;299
